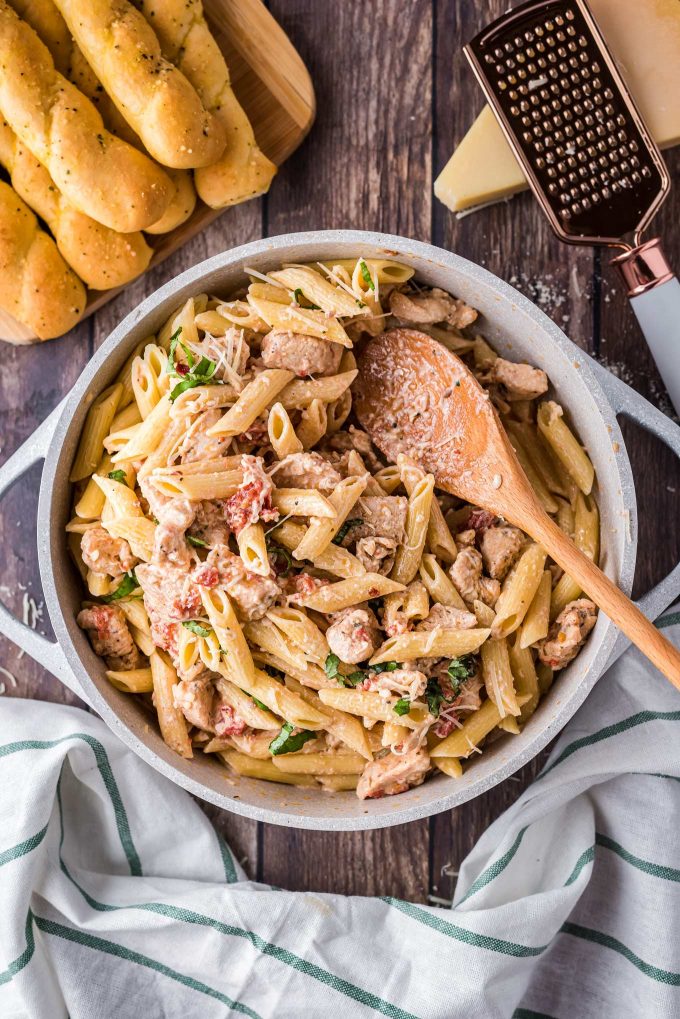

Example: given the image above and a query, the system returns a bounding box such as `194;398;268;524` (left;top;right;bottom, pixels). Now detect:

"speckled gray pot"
2;230;680;830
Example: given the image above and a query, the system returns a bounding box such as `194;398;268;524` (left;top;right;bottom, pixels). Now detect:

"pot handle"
0;401;87;701
589;359;680;666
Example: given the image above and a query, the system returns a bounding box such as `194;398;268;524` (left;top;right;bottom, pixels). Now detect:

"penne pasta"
419;553;467;609
491;544;547;639
296;574;405;614
106;667;153;693
391;473;435;585
267;402;304;458
370;627;490;665
208;370;294;438
272;488;336;519
150;651;192;759
236;522;269;577
481;637;520;719
537;401;595;495
278;370;358;411
293;474;367;561
519;570;552;648
70;383;123;482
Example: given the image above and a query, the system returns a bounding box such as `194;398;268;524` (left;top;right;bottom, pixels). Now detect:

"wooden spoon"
354;327;680;689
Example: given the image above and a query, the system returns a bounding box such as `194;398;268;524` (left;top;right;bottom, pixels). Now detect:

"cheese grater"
464;0;680;415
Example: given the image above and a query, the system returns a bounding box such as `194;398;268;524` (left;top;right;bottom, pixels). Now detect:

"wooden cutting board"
0;0;315;344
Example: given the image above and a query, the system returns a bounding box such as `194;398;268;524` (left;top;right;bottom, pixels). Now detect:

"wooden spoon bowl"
355;328;680;688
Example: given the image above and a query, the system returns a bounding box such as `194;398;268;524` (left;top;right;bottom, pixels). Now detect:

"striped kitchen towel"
1;608;680;1019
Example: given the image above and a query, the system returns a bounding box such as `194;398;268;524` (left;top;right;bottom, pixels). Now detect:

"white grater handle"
629;277;680;418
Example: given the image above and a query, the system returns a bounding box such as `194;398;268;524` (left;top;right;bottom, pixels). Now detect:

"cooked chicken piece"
77;604;143;671
355;536;398;575
325;426;384;473
357;747;430;800
261;329;343;377
456;529;477;548
364;668;428;701
224;455;278;534
228;728;280;759
179;408;231;464
154;498;196;568
135;562;204;654
192;545;279;621
326;607;381;665
80;526;137;577
173;678;214;731
538;599;597;670
449;547;500;608
271;451;342;493
480;524;524;580
389;287;478;329
188;500;230;547
137;471;172;522
416;603;478;631
488;358;548;400
339;496;408;546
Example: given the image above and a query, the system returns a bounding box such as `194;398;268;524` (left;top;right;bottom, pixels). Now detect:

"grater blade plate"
465;0;670;246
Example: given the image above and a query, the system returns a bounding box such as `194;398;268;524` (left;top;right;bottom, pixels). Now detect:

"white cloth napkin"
1;609;679;1019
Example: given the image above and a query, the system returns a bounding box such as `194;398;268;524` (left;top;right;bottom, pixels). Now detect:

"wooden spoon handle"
528;511;680;689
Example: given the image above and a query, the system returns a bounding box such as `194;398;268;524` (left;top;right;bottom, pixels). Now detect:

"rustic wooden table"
2;0;679;905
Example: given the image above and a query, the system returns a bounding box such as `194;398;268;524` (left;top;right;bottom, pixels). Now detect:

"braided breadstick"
140;0;276;208
52;0;227;170
9;0;196;235
67;45;196;234
0;181;85;341
0;120;152;290
0;1;173;233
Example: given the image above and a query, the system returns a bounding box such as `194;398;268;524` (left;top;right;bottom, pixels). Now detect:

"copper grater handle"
613;241;680;416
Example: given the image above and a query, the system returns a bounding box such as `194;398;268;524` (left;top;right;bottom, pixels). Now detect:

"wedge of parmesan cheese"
435;0;680;213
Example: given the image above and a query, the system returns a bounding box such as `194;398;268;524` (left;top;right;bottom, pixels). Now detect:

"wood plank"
0;317;90;706
597;143;680;598
261;0;433;903
262;823;429;899
429;0;597;903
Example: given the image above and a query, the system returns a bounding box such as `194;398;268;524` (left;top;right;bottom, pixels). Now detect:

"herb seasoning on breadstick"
0;1;174;232
51;0;227;170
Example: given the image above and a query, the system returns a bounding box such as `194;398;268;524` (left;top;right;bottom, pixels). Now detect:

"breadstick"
140;0;276;207
0;120;152;290
52;0;227;170
0;2;173;232
67;39;196;233
0;180;85;341
9;0;196;234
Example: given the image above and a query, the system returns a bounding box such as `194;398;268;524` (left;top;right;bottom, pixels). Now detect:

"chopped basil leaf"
181;620;212;638
269;722;315;756
372;661;400;674
293;288;320;310
167;326;220;401
187;535;208;548
393;697;411;716
359;259;375;291
324;652;340;681
251;695;269;711
332;517;363;545
100;570;138;603
425;675;455;718
107;469;127;485
337;670;365;688
265;534;293;576
447;654;476;687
